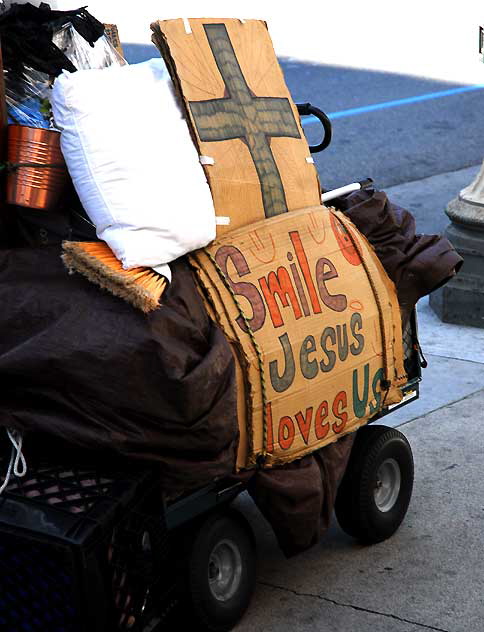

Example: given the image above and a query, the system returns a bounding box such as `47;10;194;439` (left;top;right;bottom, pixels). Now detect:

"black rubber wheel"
186;510;256;632
335;425;414;544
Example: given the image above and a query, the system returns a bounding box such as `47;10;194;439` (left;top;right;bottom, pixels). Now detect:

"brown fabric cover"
0;246;238;492
0;245;352;557
4;184;452;558
333;188;463;322
233;434;354;557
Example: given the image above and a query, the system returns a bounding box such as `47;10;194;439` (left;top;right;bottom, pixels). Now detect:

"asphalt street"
124;43;484;235
283;61;484;191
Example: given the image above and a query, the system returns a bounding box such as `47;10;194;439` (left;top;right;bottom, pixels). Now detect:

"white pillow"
51;58;216;280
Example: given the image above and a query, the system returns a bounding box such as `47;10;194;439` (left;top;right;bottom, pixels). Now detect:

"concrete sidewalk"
233;166;484;631
235;387;484;632
375;164;484;430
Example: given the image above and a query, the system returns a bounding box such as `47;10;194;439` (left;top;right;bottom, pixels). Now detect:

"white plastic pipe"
321;182;362;203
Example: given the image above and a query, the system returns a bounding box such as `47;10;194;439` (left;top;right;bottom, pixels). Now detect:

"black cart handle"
296;103;332;154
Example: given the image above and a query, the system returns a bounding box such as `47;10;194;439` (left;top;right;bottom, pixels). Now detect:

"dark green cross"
189;23;301;218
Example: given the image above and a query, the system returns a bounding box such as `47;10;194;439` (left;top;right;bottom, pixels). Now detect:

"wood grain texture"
152;18;321;236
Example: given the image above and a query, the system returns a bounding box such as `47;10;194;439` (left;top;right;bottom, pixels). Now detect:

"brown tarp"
0;246;238;492
0;189;462;556
333;188;463;322
0;243;353;557
240;435;354;557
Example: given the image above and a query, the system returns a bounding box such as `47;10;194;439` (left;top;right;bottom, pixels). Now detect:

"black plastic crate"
0;454;167;632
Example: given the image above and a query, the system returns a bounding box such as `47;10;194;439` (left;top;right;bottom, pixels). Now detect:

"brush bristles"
62;241;167;313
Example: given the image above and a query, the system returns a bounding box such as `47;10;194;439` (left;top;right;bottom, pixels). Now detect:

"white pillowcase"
51;58;216;280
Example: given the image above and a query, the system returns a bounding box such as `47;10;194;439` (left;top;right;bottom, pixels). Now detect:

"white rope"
9;429;27;477
0;428;27;495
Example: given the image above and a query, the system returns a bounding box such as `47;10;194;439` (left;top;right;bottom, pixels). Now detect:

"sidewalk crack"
425;352;484;367
258;580;450;632
397;385;484;429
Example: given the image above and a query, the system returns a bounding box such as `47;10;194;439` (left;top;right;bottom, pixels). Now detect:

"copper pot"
6;125;69;211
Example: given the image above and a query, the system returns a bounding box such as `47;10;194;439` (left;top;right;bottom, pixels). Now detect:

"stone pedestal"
430;163;484;328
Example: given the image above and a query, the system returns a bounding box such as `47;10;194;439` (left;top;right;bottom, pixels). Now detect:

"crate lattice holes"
0;453;168;632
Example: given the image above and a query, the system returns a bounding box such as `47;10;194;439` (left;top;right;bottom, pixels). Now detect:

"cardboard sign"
152;18;321;235
191;206;407;468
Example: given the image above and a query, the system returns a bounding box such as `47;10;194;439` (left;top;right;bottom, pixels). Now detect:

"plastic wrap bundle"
0;3;122;129
52;24;126;71
5;65;53;128
6;27;124;128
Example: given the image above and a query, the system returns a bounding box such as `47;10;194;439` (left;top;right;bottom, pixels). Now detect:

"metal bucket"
6;125;68;211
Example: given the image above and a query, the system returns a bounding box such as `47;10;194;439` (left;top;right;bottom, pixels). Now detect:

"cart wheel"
335;425;414;544
186;510;256;631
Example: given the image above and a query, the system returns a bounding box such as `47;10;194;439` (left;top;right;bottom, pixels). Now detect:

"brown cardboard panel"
233;345;250;470
190;205;406;468
192;253;262;467
151;18;321;236
191;266;251;470
103;24;124;58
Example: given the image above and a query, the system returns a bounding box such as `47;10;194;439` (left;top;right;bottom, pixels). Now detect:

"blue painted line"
301;84;484;126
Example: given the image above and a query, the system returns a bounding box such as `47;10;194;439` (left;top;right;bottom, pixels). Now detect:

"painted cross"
189;23;301;218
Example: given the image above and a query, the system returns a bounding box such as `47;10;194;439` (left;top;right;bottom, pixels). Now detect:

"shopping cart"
0;104;423;632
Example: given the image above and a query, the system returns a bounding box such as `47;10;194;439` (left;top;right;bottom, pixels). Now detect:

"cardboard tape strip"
183;17;192;34
215;216;231;226
199;155;215;165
